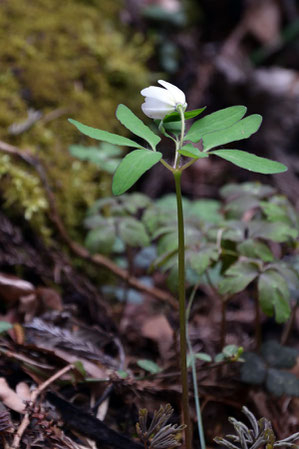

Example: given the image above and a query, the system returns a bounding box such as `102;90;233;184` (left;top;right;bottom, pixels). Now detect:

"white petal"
158;80;186;105
142;97;171;108
141;102;173;119
140;86;175;106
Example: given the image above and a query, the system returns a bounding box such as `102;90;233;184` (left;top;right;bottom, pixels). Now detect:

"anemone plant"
69;80;287;449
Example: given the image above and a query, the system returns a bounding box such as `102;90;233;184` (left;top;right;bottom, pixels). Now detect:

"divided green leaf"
249;221;298;242
68;118;143;148
189;245;219;275
203;115;262;151
185;105;247;142
119;217;150;247
258;269;291;323
116;104;160;150
218;261;259;295
69;144;122;173
211;150;287;174
112;150;162;196
237;239;274;262
85;225;116;255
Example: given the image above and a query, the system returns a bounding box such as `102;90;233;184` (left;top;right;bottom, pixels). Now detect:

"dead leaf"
0;378;26;413
141;314;173;357
15;382;31;402
0;272;34;306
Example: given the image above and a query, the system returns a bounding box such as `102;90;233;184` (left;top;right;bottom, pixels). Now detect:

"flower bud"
141;80;187;120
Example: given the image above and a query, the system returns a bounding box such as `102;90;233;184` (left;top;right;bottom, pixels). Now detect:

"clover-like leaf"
119;217;150;247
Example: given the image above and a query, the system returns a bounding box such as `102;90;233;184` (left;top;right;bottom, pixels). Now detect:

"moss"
0;0;153;238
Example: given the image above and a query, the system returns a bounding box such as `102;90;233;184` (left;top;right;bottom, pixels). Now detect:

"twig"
0;140;177;309
10;364;73;449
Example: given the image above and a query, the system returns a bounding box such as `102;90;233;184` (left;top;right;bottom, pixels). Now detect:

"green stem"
160;158;175;172
174;105;186;169
174;170;192;449
181;158;197;171
186;285;206;449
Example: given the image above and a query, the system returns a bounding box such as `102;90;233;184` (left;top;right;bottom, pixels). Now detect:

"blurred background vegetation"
0;0;298;240
0;0;152;239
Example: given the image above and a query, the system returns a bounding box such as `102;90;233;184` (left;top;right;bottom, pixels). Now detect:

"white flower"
140;80;187;120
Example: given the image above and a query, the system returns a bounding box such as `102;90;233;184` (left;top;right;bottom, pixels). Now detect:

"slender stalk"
181;158;197;171
174;170;192;449
186;285;206;449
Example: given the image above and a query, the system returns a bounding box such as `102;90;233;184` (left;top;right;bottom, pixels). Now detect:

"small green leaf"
74;361;86;378
188;352;212;367
185;106;247;142
85;225;116;255
119;217;150;247
258;269;291;323
218;261;259;295
68;118;143;148
0;321;12;334
237;239;274;262
203;115;262;151
189;245;219;276
163;107;206;122
69;144;122;173
116;104;161;150
163;120;181;135
137;359;162;374
116;370;129;379
194;352;212;362
178;144;209;159
249;221;298;242
211;150;287;174
112;150;162;195
189;200;222;224
260;200;293;224
222;345;242;358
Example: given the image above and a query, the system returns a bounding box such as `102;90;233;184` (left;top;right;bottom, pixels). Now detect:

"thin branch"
10;364;74;449
0;140;177;309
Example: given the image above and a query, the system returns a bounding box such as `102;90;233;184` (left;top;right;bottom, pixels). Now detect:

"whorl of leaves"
214;406;299;449
136;404;186;449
